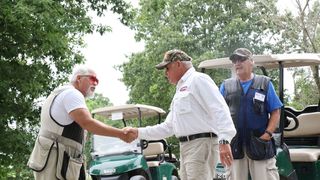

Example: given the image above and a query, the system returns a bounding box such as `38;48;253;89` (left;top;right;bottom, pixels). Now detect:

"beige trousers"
179;137;219;180
226;152;279;180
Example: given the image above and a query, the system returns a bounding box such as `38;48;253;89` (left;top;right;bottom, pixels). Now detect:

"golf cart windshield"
92;135;141;157
91;104;167;158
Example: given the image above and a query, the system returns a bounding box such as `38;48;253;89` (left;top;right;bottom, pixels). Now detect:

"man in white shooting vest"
27;66;135;180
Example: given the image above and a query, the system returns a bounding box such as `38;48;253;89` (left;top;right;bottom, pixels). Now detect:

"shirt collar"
177;67;195;88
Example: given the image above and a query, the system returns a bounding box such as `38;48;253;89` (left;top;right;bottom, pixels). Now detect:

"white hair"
181;61;193;69
70;65;95;83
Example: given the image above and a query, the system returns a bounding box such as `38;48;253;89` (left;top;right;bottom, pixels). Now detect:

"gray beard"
85;87;94;98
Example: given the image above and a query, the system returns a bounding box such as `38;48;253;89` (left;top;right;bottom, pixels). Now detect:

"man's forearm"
267;109;281;133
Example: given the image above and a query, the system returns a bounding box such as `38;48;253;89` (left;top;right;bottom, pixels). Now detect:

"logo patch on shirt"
180;86;188;92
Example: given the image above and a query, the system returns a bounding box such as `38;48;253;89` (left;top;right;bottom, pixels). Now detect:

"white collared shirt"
138;67;236;142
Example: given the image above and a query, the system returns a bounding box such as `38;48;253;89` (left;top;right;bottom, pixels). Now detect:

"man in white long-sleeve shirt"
125;49;236;180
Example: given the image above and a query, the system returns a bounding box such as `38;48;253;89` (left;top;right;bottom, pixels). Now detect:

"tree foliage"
84;93;112;170
279;0;320;102
0;0;133;178
289;67;319;109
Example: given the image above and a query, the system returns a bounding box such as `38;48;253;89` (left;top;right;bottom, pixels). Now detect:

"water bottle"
213;162;226;180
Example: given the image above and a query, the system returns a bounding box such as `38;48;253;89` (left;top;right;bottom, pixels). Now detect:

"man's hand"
259;132;272;141
121;127;138;143
219;144;233;167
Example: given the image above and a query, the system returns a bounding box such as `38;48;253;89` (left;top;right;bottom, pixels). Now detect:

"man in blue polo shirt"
220;48;282;180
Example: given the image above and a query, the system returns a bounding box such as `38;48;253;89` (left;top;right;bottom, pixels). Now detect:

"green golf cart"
198;53;320;180
89;104;179;180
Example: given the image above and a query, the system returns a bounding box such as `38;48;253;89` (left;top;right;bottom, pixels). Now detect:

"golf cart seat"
288;148;320;162
143;142;165;167
284;112;320;162
285;105;319;117
284;112;320;137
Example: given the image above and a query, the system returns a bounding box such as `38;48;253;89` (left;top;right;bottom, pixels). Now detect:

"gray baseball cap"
229;48;253;60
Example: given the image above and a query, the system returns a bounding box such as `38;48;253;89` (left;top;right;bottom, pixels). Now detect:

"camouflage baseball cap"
229;48;253;60
156;49;192;69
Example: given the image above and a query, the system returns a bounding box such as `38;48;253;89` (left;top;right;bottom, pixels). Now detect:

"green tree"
85;93;112;171
275;0;320;104
0;0;133;178
288;67;319;109
86;93;113;111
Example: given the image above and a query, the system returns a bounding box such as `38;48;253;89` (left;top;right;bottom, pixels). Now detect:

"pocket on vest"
27;136;55;172
253;98;265;115
246;134;275;160
230;135;244;159
56;144;83;180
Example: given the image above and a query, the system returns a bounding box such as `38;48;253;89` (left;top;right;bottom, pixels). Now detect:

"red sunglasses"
79;75;99;85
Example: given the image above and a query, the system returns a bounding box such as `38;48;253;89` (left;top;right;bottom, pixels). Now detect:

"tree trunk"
311;65;320;98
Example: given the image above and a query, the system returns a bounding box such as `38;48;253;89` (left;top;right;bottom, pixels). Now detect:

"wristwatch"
219;139;229;144
265;130;273;138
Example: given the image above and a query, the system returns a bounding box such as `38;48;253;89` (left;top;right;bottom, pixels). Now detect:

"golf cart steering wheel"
141;139;148;149
284;109;299;131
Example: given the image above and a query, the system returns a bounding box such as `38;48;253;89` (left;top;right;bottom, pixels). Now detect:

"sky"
82;10;144;105
81;0;298;105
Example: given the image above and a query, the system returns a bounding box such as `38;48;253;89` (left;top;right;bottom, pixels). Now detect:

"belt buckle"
186;136;190;141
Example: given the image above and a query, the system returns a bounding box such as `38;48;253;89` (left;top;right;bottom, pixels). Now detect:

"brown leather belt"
178;132;217;142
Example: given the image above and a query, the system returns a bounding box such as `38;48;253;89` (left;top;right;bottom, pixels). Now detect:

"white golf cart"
89;104;179;180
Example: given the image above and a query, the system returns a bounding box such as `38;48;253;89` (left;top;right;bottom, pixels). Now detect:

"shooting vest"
28;86;85;179
224;75;275;160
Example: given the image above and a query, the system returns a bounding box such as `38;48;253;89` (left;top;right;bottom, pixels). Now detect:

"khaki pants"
227;152;279;180
179;137;218;180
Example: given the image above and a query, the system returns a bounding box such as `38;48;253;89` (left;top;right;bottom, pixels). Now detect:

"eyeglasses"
231;56;248;64
79;75;99;85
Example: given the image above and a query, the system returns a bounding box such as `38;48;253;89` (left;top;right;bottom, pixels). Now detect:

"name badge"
254;92;265;102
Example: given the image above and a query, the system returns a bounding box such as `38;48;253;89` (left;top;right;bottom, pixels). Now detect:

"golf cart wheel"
130;175;147;180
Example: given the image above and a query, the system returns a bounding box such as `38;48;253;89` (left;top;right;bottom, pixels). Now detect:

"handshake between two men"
120;127;139;143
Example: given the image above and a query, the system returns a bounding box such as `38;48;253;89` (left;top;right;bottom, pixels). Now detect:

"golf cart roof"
198;53;320;69
91;104;166;120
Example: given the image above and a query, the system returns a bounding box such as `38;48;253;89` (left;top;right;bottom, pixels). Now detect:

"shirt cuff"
138;128;147;139
218;131;236;143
